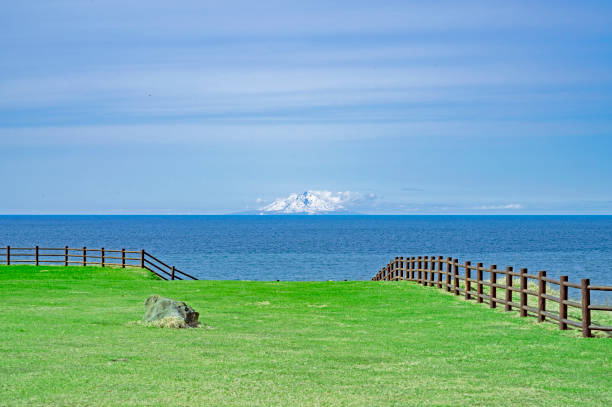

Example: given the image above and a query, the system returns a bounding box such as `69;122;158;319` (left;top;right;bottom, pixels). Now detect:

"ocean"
1;215;611;299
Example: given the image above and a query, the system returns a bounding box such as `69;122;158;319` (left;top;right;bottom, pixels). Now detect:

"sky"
1;0;611;214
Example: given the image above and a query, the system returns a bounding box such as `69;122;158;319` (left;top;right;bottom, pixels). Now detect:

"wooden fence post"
406;257;411;280
6;245;9;265
520;268;528;317
417;256;422;284
559;275;568;330
429;256;435;286
140;249;145;269
453;259;459;295
432;256;437;286
398;257;402;280
538;271;546;322
423;256;429;286
398;257;403;279
418;257;423;284
465;261;471;300
505;267;513;311
395;258;399;280
437;256;443;288
393;257;399;281
581;279;592;338
445;257;452;292
476;262;483;303
171;266;175;280
411;257;416;280
64;246;68;266
121;248;126;268
101;247;105;267
432;256;437;287
83;246;87;266
394;257;399;280
490;265;497;309
35;245;39;266
407;257;411;280
395;257;404;281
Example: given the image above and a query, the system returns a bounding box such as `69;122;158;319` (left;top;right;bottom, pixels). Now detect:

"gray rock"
143;295;200;327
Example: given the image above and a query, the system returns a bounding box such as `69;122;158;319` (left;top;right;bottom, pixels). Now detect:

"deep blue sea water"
1;215;611;301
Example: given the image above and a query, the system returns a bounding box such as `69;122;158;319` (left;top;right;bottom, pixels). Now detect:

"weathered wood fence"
372;256;611;338
0;245;197;281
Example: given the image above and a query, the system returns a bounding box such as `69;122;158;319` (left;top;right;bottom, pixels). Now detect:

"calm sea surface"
1;215;611;300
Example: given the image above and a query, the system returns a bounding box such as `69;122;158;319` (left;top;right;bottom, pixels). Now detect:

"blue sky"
1;1;611;214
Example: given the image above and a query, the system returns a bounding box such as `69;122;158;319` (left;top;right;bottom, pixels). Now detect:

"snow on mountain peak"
260;190;355;214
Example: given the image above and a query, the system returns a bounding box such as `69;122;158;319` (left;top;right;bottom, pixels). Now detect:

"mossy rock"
143;295;200;328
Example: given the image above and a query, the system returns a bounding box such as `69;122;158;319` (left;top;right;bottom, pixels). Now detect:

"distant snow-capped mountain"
259;191;355;214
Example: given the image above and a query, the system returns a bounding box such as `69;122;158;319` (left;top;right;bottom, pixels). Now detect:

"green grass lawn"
0;265;610;407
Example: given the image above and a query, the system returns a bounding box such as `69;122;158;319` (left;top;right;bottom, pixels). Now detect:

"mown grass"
0;265;610;407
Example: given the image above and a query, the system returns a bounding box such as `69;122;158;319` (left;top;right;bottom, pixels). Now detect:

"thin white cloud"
7;1;609;42
474;204;524;210
3;1;611;132
4;121;611;147
2;64;597;109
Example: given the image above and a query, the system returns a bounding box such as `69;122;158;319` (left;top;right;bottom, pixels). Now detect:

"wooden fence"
0;245;197;281
372;256;611;338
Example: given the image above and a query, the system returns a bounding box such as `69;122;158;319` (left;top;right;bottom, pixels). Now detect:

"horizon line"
0;213;611;216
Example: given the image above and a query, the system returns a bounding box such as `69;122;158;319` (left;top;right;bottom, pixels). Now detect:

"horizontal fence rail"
372;256;611;338
0;245;197;281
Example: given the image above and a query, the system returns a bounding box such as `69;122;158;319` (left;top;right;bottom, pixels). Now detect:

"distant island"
238;191;360;215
